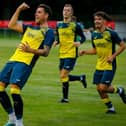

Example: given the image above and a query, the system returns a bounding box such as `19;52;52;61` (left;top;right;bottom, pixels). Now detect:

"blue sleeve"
92;41;95;48
22;24;31;33
76;23;86;43
43;29;55;48
111;31;122;44
91;34;95;48
55;24;59;43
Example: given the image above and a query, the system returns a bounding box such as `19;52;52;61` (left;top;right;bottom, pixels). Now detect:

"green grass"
0;38;126;126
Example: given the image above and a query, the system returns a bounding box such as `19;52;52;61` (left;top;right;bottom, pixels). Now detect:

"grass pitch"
0;37;126;126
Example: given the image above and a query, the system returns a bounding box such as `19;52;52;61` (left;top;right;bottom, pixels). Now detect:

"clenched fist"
18;2;30;11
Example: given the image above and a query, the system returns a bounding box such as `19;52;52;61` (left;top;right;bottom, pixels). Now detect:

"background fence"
0;20;125;41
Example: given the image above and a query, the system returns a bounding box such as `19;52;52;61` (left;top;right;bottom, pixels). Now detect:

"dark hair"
38;4;52;18
94;11;112;21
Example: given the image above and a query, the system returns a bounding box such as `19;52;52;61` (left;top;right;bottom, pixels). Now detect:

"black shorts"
59;58;77;71
0;62;32;89
93;69;116;85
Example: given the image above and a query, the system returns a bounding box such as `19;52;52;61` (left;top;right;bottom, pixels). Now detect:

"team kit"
0;2;126;126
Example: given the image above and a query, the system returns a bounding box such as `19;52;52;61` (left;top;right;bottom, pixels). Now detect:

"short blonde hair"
64;4;74;15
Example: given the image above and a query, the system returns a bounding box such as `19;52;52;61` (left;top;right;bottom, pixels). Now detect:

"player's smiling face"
63;7;73;19
35;7;48;24
94;16;106;29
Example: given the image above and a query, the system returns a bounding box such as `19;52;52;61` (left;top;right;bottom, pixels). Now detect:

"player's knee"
97;86;106;93
10;86;21;95
60;72;66;79
60;74;69;83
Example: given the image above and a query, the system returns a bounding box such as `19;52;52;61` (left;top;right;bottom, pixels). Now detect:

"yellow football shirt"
92;28;121;70
56;21;85;58
10;24;54;67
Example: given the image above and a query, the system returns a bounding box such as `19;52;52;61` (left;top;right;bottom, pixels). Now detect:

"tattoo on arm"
42;45;51;57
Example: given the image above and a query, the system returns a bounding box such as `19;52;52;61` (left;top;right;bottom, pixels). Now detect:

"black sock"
12;94;23;119
62;82;69;99
0;91;13;114
69;75;80;81
116;87;120;94
105;101;113;109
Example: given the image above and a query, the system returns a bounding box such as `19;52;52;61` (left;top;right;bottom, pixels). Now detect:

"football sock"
114;87;123;94
69;75;81;81
113;87;120;93
16;118;24;126
0;91;13;114
102;98;115;111
12;94;23;120
62;82;69;99
118;87;123;94
8;112;16;123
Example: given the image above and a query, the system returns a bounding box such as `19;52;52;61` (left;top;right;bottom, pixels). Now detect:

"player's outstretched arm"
79;48;97;56
8;2;30;33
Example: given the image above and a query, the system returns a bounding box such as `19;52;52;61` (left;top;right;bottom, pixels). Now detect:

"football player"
0;3;54;126
80;11;126;114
